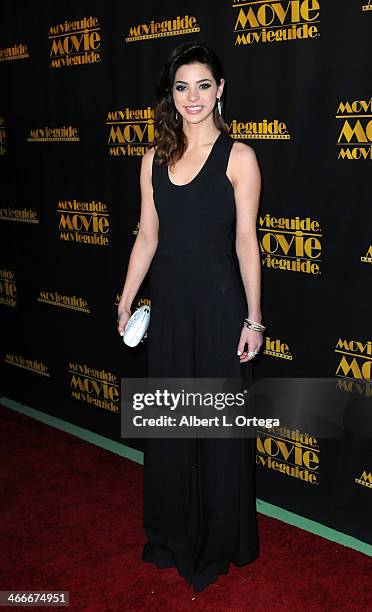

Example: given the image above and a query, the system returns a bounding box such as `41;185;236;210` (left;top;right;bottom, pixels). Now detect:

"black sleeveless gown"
141;130;259;592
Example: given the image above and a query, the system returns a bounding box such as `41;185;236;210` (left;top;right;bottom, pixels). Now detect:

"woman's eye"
175;83;211;91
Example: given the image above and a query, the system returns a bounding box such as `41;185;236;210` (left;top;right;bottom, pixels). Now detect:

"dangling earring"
217;97;222;116
175;111;179;121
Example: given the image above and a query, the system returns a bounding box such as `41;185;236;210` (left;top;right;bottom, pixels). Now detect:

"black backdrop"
1;1;371;545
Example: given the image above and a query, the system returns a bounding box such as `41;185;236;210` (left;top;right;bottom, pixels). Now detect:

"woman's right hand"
117;307;131;337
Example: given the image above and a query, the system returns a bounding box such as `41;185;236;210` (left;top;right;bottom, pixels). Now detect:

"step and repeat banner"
1;1;371;544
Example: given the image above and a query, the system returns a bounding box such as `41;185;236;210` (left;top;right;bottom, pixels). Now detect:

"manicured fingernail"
119;331;124;336
237;351;241;355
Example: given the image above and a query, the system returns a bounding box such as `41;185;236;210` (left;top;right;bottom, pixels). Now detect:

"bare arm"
117;147;159;332
231;142;262;321
229;142;263;361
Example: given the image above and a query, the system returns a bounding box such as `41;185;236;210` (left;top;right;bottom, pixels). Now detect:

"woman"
117;41;264;593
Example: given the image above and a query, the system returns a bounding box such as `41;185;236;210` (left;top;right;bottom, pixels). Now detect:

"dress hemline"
141;541;259;593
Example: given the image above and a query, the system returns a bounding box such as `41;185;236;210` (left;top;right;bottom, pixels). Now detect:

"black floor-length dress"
141;130;259;592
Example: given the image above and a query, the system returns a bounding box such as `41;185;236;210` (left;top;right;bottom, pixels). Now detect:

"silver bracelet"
244;318;266;332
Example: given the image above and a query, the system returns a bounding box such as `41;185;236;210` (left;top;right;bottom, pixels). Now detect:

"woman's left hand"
237;327;263;362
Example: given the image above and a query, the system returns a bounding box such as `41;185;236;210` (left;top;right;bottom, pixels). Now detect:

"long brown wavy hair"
150;41;229;169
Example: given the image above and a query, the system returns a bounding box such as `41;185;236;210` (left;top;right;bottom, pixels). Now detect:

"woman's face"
172;61;224;125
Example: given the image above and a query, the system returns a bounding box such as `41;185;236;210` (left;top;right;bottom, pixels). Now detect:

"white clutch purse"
123;304;151;347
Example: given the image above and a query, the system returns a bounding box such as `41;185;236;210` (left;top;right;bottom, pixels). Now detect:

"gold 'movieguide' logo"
232;0;320;45
0;269;17;308
27;126;80;142
57;199;110;246
49;16;101;68
4;353;50;377
107;108;155;156
355;470;372;488
0;43;29;61
69;362;119;413
259;213;322;274
38;290;90;313
257;426;320;484
336;98;372;160
125;15;200;42
335;338;372;381
264;336;293;360
228;118;290;140
0;205;38;223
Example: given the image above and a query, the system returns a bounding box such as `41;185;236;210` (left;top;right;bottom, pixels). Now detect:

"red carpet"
1;403;371;611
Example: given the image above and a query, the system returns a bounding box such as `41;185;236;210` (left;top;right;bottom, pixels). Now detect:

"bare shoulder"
142;144;157;166
140;144;157;182
227;139;260;188
230;140;257;168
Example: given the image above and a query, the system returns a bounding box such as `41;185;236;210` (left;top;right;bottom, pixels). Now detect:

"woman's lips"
185;105;203;114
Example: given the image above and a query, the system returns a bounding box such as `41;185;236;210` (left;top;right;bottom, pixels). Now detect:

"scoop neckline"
167;131;223;188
